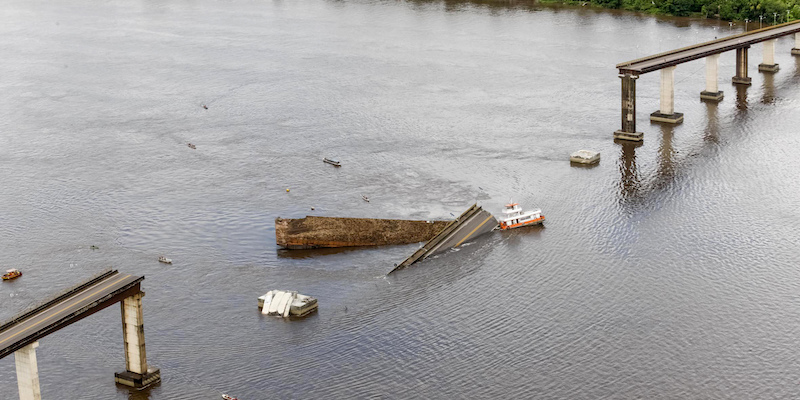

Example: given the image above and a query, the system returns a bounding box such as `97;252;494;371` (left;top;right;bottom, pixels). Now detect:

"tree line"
577;0;800;21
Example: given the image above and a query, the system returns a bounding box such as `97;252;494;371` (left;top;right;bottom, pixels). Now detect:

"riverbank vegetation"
556;0;800;21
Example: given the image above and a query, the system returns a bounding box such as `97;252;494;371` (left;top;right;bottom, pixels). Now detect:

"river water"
2;0;800;399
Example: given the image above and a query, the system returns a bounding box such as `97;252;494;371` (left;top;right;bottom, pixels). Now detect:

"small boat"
2;269;22;281
158;256;172;264
323;158;341;167
221;395;238;400
187;143;196;149
498;200;544;230
570;149;600;165
258;290;318;317
362;195;370;202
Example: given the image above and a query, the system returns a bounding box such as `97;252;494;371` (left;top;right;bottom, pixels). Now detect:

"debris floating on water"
258;290;318;317
570;149;600;165
158;256;172;264
202;104;208;109
90;245;99;250
187;143;196;149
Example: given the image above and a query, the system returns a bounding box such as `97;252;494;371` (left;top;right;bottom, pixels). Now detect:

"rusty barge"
275;216;450;249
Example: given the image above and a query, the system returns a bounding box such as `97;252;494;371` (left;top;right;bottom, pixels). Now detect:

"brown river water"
1;0;800;399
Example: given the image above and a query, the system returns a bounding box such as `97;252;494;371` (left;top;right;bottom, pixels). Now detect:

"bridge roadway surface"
618;20;800;75
0;270;143;360
391;204;498;273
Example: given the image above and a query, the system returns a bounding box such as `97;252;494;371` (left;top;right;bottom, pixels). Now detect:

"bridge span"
614;20;800;142
1;270;159;399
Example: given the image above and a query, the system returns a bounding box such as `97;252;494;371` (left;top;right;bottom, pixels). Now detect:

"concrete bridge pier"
701;54;724;102
650;66;683;123
759;39;780;72
15;342;41;400
114;292;160;389
732;46;752;85
613;73;644;142
793;33;800;55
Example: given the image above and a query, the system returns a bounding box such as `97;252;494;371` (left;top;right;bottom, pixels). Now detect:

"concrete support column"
792;32;800;55
613;73;643;142
733;46;752;85
701;54;724;102
650;66;683;124
15;342;42;400
759;39;780;72
122;292;147;374
115;292;160;388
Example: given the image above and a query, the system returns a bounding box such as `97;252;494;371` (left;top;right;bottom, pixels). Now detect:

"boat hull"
2;272;21;280
499;215;545;230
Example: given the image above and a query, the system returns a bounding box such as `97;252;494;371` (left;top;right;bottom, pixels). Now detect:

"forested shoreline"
548;0;800;22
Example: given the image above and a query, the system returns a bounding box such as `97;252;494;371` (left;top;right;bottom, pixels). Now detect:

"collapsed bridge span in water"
390;204;498;274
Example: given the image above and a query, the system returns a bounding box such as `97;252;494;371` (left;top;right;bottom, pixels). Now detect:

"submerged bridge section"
390;204;498;273
614;20;800;142
0;270;159;400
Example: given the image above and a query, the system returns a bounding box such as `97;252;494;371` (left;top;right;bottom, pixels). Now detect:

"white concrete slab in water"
260;291;274;314
570;150;600;164
275;292;293;316
267;292;283;314
258;289;318;318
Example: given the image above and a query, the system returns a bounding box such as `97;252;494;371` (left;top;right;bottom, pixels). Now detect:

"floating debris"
187;143;196;149
158;256;172;264
286;188;290;192
258;290;318;317
202;104;208;110
90;245;99;250
570;149;600;165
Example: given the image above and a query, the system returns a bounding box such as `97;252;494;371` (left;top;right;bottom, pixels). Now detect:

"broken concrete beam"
275;216;450;249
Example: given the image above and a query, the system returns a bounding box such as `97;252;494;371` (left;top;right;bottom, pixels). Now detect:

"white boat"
361;195;370;202
221;395;238;400
570;149;600;164
258;290;318;317
498;200;544;230
158;256;172;264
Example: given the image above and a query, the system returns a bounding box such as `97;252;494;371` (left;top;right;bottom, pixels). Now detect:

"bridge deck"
617;20;800;75
390;204;497;273
0;270;143;360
